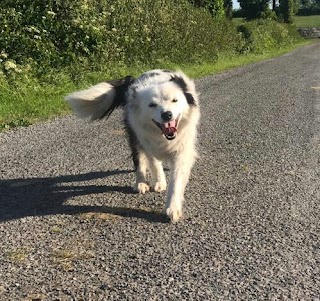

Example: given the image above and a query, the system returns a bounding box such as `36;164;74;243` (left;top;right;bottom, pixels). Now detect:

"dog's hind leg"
148;157;167;193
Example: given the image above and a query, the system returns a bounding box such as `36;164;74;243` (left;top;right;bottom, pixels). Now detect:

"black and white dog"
66;70;200;222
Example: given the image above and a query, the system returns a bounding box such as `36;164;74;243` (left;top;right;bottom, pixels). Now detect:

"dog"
65;69;200;222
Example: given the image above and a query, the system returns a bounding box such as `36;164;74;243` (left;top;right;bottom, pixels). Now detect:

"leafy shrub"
0;0;237;79
237;19;300;54
0;0;302;82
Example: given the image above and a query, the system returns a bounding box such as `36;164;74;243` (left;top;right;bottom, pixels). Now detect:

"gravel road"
1;43;319;300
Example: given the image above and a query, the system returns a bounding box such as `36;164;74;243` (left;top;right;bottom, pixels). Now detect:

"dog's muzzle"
153;116;179;140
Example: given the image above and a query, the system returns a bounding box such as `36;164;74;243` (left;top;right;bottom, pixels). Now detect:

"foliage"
279;0;295;23
233;9;246;18
238;0;270;20
297;0;320;15
237;19;300;54
0;0;303;82
299;0;320;11
189;0;226;18
1;0;241;81
224;0;234;19
297;7;320;14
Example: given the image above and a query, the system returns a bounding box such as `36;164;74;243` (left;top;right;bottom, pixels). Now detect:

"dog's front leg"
148;157;167;192
134;151;150;194
165;153;196;222
126;125;150;194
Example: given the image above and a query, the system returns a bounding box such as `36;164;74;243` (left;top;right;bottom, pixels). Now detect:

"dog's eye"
149;103;157;108
172;99;178;103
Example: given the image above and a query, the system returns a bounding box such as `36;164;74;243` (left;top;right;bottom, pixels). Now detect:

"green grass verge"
176;40;311;78
0;75;75;130
0;40;311;131
234;15;320;28
293;15;320;27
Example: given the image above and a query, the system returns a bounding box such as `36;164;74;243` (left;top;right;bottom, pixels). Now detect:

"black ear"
170;75;197;105
170;75;187;90
106;76;135;91
105;75;135;105
97;75;135;119
184;92;196;105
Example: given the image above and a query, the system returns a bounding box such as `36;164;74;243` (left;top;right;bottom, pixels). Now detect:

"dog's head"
130;72;198;140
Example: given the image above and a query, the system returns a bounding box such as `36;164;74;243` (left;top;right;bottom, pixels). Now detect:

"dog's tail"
65;76;135;121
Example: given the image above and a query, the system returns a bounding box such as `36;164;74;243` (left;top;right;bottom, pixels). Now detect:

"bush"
238;0;270;20
0;0;302;82
237;19;300;54
0;0;240;80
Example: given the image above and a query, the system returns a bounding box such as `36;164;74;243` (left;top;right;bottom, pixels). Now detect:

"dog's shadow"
0;170;168;223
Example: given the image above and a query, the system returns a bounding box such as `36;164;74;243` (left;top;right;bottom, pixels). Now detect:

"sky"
233;0;240;9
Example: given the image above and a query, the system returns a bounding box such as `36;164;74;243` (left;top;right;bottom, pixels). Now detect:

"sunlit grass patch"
294;15;320;27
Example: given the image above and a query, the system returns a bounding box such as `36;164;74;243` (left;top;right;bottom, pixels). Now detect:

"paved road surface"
0;43;319;300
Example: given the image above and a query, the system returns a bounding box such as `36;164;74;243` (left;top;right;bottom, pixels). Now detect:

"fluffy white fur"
66;69;200;222
65;82;115;120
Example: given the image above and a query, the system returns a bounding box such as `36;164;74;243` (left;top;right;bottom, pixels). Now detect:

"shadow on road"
0;170;168;223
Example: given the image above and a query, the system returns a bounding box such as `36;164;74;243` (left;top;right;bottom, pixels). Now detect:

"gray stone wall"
298;27;320;38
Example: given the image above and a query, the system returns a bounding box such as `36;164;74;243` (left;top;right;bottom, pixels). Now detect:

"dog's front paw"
153;181;167;193
165;206;182;223
135;182;150;194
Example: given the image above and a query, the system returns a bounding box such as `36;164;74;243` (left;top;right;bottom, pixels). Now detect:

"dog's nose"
161;111;173;121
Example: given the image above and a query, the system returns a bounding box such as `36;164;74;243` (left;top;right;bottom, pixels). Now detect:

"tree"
279;0;294;23
300;0;314;8
224;0;233;19
238;0;270;20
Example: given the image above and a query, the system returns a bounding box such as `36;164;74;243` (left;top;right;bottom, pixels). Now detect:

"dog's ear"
169;73;198;106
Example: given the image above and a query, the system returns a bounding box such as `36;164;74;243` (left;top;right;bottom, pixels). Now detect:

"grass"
293;15;320;27
0;75;75;130
233;15;320;28
176;40;311;78
0;40;311;131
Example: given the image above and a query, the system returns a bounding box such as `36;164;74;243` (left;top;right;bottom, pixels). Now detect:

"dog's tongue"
162;121;177;135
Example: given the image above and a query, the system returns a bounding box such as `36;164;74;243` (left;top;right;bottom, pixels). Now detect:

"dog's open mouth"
153;118;179;140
